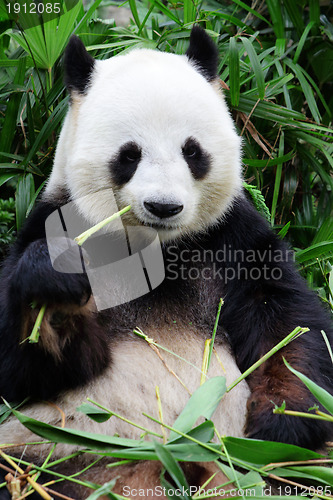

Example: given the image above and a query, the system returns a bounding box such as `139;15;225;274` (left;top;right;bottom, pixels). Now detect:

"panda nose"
144;201;183;219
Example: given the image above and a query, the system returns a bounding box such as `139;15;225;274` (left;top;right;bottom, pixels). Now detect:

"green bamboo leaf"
300;68;332;119
284;359;333;415
154;442;190;499
277;222;291;239
0;400;29;425
165;443;220;462
0;59;21;67
0;58;26;161
11;408;149;450
224;436;322;465
266;0;285;38
243;151;295;168
296;242;333;264
270;132;284;225
0;163;27;171
77;403;111;423
309;0;320;32
0;153;24;161
273;466;333;487
214;13;255;33
128;0;141;27
229;37;240;107
10;409;222;461
73;0;104;35
15;174;35;230
10;29;48;68
274;60;292;109
283;0;304;37
169;377;226;442
43;1;82;69
85;480;118;500
24;97;69;165
230;0;271;26
274;38;286;58
265;73;294;98
312;218;333;245
0;174;16;187
230;94;331;134
26;91;36;148
171;421;215;445
26;180;47;217
152;0;181;25
293;22;315;64
285;59;321;123
183;0;198;24
240;37;265;99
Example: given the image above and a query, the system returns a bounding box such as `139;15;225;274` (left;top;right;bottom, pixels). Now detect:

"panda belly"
0;326;249;462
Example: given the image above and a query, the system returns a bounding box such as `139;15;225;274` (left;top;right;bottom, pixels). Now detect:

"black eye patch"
109;142;142;186
182;137;211;180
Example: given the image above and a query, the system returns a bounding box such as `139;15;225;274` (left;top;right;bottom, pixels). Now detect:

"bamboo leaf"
240;37;265;99
24;97;69;165
266;0;285;38
270;132;284;225
284;359;333;415
15;174;35;230
85;480;118;500
0;58;26;161
168;377;226;442
224;436;322;465
128;0;141;28
293;22;315;64
284;58;321;123
229;37;240;107
296;242;333;264
283;0;304;37
154;442;190;499
230;0;271;26
0;173;16;187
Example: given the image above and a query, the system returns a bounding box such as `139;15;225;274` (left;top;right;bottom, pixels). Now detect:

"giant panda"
0;26;332;498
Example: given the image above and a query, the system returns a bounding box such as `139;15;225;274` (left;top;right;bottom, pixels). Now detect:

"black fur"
0;199;110;401
0;192;332;449
64;35;95;94
185;25;219;81
182;137;211;179
109;141;142;186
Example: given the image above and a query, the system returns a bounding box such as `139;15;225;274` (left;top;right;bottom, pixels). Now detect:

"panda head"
46;27;242;242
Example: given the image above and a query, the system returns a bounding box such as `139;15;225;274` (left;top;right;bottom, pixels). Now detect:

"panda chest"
69;324;250;442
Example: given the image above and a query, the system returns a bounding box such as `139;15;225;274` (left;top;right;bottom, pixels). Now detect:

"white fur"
0;327;249;460
45;49;242;241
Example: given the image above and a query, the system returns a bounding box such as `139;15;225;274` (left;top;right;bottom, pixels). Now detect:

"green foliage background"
0;1;332;497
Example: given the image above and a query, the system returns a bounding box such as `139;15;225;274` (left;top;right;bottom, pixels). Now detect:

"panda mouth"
136;215;182;231
143;220;178;230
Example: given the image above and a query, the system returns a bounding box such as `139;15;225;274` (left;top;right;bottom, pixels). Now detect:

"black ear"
185;25;219;82
64;35;95;94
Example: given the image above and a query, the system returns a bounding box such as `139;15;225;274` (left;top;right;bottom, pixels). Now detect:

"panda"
0;26;332;498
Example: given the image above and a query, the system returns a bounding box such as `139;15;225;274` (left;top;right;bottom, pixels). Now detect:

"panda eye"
110;142;142;186
120;143;142;163
182;138;201;160
182;137;211;180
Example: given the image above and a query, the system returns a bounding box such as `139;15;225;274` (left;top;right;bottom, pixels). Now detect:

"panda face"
46;42;242;242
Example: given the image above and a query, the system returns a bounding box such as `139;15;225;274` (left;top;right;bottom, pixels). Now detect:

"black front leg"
0;202;110;402
219;198;333;449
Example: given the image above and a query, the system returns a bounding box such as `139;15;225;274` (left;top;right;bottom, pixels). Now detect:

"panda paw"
9;239;91;307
